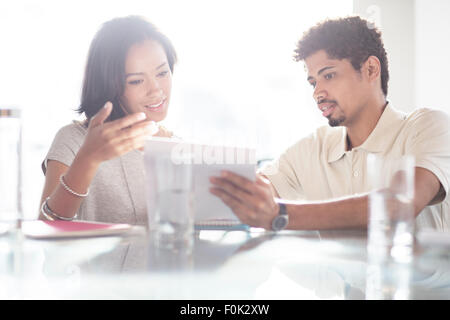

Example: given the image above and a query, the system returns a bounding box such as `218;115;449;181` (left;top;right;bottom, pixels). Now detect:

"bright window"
0;0;352;218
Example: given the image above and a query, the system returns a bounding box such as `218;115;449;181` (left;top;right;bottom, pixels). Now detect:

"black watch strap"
271;202;289;231
278;202;287;216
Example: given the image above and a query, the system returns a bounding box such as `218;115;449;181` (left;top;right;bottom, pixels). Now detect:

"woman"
39;16;177;225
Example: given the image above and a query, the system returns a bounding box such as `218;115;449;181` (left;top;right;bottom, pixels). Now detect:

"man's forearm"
279;168;442;230
285;194;369;230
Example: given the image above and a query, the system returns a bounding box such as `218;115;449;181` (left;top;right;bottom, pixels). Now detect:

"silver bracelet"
41;197;77;221
59;175;89;198
40;199;55;221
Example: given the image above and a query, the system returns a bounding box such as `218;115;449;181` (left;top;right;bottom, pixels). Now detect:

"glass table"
0;225;449;300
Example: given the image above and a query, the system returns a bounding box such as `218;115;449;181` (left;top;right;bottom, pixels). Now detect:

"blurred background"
0;0;449;219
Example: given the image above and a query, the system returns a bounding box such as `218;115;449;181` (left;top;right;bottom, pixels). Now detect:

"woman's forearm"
40;150;100;220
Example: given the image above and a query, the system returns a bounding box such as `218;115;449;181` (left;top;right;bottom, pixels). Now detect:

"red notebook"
22;220;133;239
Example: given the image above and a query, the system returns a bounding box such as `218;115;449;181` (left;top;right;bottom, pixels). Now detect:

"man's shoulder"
284;125;344;161
407;107;450;125
293;125;343;148
400;107;450;138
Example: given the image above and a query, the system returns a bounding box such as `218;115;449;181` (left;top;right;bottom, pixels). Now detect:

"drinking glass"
366;154;415;300
367;154;415;262
0;108;22;233
145;152;194;249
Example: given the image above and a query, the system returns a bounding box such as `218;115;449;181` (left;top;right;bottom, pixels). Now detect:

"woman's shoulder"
54;120;88;139
43;120;88;173
50;120;88;151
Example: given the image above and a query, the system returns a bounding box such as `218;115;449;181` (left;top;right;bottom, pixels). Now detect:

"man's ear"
364;55;381;81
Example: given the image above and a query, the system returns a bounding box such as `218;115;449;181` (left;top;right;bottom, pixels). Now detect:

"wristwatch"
271;202;289;231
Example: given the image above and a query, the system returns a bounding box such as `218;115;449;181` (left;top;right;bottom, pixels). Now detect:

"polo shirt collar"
327;128;347;163
327;103;406;163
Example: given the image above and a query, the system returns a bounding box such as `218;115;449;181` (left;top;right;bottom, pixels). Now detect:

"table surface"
1;224;449;300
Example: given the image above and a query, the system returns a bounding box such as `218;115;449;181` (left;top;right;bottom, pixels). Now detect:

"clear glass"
366;154;415;300
367;154;415;262
0;108;22;233
145;152;194;250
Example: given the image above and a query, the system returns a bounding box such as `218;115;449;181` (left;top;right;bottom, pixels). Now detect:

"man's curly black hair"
294;16;389;97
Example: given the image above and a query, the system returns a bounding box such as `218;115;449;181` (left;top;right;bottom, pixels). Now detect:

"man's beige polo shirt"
261;104;450;231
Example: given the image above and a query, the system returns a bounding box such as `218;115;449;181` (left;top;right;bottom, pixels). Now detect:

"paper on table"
144;137;256;223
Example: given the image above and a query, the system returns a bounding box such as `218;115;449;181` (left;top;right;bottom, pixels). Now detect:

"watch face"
272;215;288;231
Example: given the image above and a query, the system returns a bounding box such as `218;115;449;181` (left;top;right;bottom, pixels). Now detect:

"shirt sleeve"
259;142;306;201
41;122;86;175
405;109;450;201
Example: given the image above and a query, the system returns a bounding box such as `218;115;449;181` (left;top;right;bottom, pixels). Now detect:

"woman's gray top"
42;121;148;225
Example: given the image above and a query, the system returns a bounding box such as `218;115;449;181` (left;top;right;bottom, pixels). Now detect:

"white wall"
415;0;450;113
354;0;450;114
354;0;415;112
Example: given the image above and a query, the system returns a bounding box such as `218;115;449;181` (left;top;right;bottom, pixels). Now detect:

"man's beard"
328;115;346;127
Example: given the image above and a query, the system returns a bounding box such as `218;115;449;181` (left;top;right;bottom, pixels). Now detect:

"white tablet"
144;137;256;222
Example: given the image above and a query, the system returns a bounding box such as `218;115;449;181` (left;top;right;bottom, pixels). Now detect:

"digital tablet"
144;137;256;223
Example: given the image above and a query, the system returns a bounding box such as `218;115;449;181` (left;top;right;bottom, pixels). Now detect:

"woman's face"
120;39;172;122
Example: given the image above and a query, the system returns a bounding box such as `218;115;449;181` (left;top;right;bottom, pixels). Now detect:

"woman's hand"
154;124;174;138
78;102;155;165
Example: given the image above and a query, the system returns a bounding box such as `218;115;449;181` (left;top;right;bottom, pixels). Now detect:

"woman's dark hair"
294;16;389;97
77;15;177;121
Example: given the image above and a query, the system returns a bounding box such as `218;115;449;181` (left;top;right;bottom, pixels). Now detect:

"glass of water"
0;108;23;233
367;154;415;262
366;154;415;300
145;151;194;249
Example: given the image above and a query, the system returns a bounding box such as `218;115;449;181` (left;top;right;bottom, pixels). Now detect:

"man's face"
305;50;370;127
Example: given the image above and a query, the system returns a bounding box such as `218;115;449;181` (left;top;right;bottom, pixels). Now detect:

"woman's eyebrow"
155;62;167;70
125;62;168;79
125;72;144;79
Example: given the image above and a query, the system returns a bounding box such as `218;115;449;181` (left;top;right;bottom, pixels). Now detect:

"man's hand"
210;171;279;230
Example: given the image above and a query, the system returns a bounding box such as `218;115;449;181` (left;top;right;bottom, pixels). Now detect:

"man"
210;16;450;232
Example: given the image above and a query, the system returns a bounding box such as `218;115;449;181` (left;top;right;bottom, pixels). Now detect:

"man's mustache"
317;99;337;105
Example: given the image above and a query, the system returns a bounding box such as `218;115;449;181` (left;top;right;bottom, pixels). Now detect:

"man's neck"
346;99;388;151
